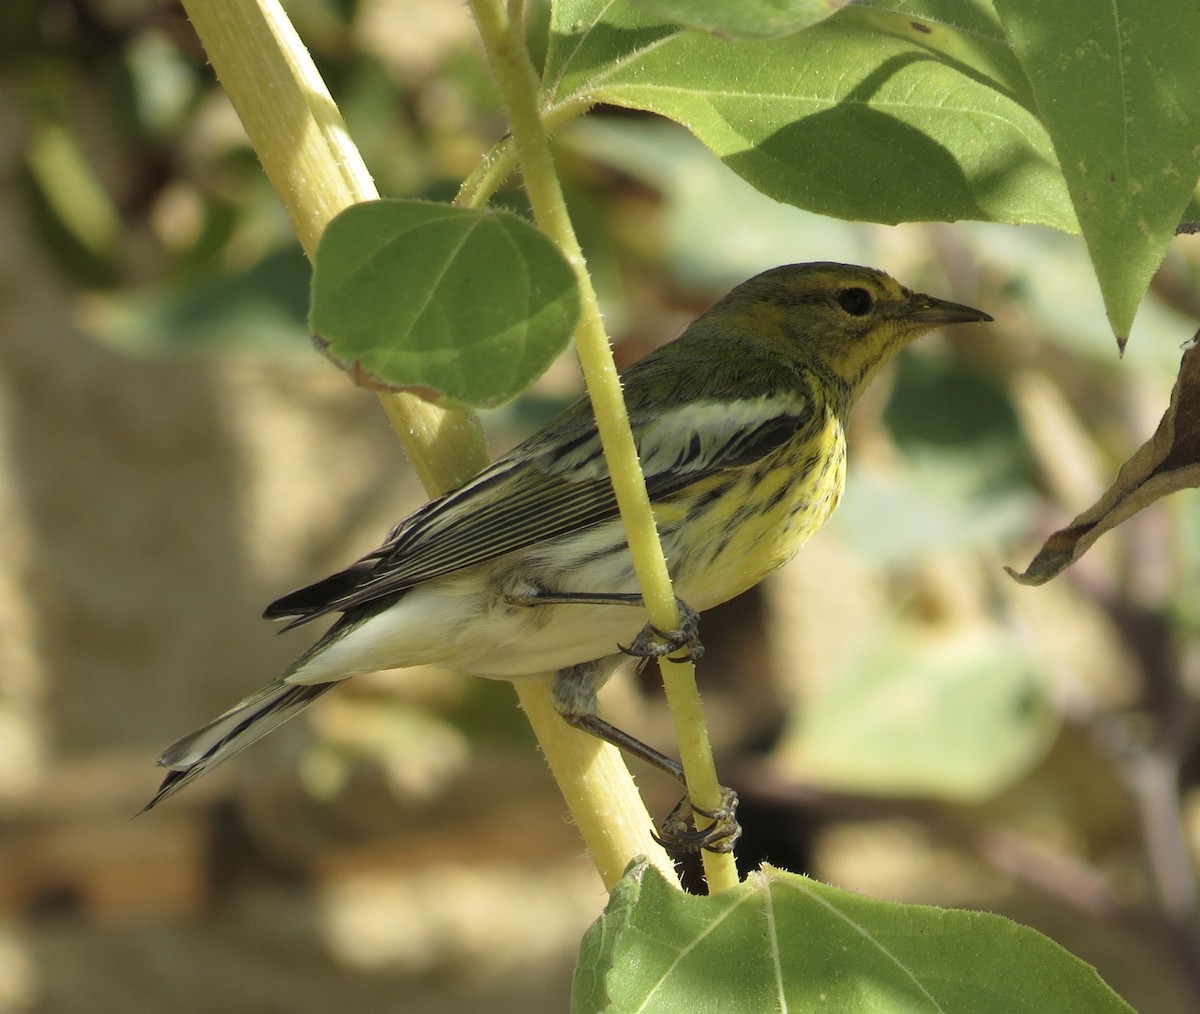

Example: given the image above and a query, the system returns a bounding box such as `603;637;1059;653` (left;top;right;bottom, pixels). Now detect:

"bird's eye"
836;287;874;316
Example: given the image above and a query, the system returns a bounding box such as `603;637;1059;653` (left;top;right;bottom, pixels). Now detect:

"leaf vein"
783;879;948;1013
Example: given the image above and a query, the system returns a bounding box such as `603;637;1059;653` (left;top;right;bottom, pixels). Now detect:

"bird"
144;262;991;848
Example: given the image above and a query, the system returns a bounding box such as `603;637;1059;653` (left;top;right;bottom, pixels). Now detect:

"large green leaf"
543;0;1075;232
625;0;849;39
574;861;1134;1013
310;200;580;408
993;0;1200;343
560;117;877;286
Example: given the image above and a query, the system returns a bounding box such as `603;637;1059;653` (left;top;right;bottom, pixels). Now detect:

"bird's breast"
666;413;847;611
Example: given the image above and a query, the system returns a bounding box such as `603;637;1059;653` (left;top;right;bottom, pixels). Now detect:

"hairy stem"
467;0;738;891
179;0;670;891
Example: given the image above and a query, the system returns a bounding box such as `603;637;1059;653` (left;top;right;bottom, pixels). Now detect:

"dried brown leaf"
1008;339;1200;586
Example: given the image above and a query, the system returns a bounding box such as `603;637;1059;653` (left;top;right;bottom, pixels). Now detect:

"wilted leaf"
574;861;1134;1013
1009;339;1200;585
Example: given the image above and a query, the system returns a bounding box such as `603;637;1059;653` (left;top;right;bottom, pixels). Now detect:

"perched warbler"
145;262;990;846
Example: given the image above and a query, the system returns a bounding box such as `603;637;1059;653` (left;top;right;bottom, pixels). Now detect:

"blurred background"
3;0;1200;1011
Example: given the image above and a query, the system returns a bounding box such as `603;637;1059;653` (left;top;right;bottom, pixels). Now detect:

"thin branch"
467;0;738;892
179;0;670;891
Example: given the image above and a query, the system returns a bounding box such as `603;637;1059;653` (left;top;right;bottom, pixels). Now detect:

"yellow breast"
661;408;847;611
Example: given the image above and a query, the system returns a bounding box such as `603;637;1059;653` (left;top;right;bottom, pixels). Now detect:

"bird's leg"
508;589;704;663
550;660;740;855
508;588;736;851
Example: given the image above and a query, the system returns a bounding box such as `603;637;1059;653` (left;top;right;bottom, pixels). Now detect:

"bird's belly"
289;529;650;683
451;600;648;677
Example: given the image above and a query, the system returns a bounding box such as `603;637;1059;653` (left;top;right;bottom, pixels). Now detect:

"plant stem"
178;0;483;485
179;0;671;890
467;0;739;892
456;100;592;210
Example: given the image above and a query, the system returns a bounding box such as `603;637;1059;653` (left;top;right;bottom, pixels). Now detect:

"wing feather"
265;390;810;626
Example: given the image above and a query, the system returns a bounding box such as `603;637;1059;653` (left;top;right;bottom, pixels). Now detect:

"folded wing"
265;390;811;628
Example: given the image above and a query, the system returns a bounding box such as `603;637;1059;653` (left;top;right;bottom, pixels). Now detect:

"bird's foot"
620;598;704;663
653;786;741;854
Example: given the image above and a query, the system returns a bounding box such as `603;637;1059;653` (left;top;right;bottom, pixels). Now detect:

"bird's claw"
619;599;704;663
652;786;741;854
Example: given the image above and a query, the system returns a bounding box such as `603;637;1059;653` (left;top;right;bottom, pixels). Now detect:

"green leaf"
775;624;1057;801
993;0;1200;342
544;0;1076;232
624;0;850;39
562;117;874;287
574;862;1134;1013
310;199;580;408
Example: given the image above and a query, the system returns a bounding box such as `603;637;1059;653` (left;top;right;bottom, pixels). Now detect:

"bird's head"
710;262;992;397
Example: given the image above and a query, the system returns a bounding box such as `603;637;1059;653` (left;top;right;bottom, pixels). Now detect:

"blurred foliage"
7;1;1200;1012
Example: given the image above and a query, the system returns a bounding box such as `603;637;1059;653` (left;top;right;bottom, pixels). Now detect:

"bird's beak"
908;292;993;325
